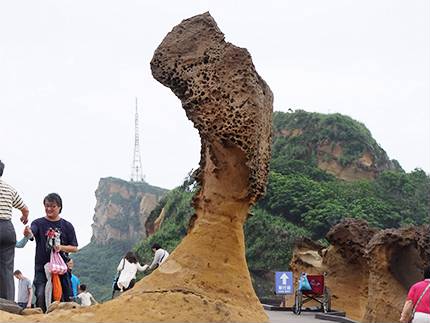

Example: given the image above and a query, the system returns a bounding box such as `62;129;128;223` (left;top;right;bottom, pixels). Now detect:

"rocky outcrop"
91;177;166;244
289;219;430;323
151;13;272;202
362;225;430;322
273;111;401;181
142;11;273;322
1;12;273;323
315;140;398;181
317;144;383;181
0;298;22;315
325;218;377;265
46;301;80;314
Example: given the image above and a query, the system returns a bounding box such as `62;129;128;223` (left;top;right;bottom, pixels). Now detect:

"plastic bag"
52;273;63;301
49;250;68;275
298;273;312;291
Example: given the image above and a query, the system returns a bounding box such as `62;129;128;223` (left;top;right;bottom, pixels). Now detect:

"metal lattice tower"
130;98;144;182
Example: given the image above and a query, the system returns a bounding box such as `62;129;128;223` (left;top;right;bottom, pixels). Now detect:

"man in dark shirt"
30;193;78;312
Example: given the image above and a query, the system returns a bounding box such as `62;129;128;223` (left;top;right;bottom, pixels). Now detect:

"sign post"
275;271;293;295
275;271;293;307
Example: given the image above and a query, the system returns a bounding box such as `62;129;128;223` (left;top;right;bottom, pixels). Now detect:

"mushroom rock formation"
289;237;326;274
323;219;378;320
325;218;377;265
143;12;273;322
0;12;272;323
362;225;430;323
289;219;430;323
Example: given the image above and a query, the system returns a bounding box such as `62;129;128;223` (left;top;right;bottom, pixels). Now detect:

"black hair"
13;270;22;275
0;160;4;177
152;243;161;250
43;193;63;213
424;266;430;279
79;284;87;291
125;251;138;264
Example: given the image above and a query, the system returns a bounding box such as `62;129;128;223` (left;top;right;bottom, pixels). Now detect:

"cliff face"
272;111;401;181
91;177;167;245
315;141;395;181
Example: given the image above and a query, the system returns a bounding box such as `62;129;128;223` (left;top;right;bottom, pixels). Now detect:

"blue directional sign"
275;271;293;295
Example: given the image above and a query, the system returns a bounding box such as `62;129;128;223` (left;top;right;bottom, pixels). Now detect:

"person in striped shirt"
0;160;30;301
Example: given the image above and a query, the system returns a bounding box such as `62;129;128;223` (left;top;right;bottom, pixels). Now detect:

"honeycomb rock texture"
326;218;378;265
290;218;429;323
0;13;273;323
362;225;430;323
151;12;273;203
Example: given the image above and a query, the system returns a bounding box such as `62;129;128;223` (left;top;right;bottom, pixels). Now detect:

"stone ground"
266;310;333;323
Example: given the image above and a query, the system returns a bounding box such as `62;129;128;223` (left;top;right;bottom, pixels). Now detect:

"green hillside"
76;110;429;300
134;110;429;297
271;110;399;170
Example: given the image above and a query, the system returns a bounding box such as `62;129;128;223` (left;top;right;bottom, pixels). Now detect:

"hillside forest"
74;110;430;300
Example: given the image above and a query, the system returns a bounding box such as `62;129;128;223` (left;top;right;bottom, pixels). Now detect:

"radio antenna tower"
130;97;144;182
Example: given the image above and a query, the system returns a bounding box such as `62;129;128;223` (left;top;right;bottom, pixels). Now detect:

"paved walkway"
267;310;331;323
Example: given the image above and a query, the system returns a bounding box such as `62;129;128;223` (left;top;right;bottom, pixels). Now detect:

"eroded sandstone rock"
150;12;272;203
0;298;22;315
326;218;377;265
290;218;430;323
145;11;273;322
0;12;272;323
21;308;43;315
46;301;81;313
363;225;430;322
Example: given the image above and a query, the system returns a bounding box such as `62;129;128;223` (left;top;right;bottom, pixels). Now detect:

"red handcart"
293;273;331;315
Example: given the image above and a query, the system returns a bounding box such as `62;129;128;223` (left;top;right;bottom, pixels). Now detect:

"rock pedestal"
0;12;273;323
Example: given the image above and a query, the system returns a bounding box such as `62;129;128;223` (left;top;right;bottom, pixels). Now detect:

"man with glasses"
30;193;78;312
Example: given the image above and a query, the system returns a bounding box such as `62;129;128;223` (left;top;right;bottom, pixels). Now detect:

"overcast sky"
1;0;429;293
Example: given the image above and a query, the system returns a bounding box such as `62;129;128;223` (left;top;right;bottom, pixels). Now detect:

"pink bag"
49;250;68;274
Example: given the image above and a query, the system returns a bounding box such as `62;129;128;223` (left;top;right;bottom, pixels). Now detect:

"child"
77;284;98;307
15;226;33;248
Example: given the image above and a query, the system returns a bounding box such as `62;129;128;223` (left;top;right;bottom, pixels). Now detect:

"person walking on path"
147;243;169;271
30;193;78;312
77;284;98;307
0;160;29;301
400;265;430;323
13;270;33;309
115;251;148;292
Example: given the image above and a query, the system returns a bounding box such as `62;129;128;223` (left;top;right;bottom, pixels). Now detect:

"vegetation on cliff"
73;178;167;300
77;110;429;300
135;186;195;263
272;110;399;169
260;168;429;240
134;110;429;296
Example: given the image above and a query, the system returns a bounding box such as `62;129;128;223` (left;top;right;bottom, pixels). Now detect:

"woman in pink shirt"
400;266;430;323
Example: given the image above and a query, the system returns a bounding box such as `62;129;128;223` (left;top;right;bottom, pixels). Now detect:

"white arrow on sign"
280;273;289;285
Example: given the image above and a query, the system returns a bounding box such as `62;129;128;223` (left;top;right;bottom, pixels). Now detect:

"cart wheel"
293;290;302;315
322;287;331;313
